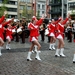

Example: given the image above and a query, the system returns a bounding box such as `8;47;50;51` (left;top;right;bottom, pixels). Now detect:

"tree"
22;5;33;20
37;10;40;20
27;10;33;20
22;5;27;18
0;0;8;17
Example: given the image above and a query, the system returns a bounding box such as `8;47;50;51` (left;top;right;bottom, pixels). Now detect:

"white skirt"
6;36;11;40
49;32;55;36
57;34;63;39
31;37;38;42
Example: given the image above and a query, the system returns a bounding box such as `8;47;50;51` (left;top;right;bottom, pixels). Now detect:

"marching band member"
0;11;7;56
72;20;75;42
32;23;46;53
14;20;20;42
39;23;45;42
0;11;14;56
48;17;61;50
46;20;51;43
55;13;71;57
66;22;72;42
27;15;45;61
5;20;16;50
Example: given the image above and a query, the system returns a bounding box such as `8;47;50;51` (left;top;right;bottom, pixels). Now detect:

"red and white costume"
6;28;13;39
28;18;43;42
48;18;61;37
56;18;69;39
6;24;16;40
0;18;12;40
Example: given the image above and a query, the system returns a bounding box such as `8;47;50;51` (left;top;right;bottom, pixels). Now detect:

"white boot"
34;45;37;52
49;43;52;50
73;53;75;63
8;44;11;50
0;47;2;56
55;49;60;57
35;51;41;60
32;50;34;53
60;48;66;57
6;44;9;50
52;43;55;50
27;51;32;61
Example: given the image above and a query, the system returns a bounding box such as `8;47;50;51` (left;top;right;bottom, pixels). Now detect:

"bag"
45;28;49;35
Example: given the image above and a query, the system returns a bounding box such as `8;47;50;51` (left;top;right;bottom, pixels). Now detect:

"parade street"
0;36;75;75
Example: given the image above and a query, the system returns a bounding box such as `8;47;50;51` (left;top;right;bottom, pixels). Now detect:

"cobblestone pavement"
0;36;75;75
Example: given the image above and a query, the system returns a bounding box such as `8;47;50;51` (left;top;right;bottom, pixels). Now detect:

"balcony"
49;2;62;6
49;10;61;14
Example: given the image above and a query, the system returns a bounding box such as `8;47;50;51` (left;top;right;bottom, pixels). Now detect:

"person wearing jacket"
55;13;71;57
27;15;45;61
5;20;16;50
0;11;15;56
47;17;61;50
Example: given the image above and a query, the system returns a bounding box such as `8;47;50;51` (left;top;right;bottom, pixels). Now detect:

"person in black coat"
20;17;27;43
39;23;46;42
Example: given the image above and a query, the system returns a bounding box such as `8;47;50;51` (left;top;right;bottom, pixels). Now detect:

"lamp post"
26;0;28;18
62;0;64;19
67;0;68;17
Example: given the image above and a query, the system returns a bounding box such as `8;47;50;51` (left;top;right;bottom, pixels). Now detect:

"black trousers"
15;33;19;42
67;31;72;42
73;32;75;40
21;31;25;43
40;30;45;41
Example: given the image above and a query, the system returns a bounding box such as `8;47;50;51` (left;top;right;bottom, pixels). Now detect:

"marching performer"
48;17;61;50
0;11;14;56
5;21;16;50
55;13;71;57
0;11;7;56
27;15;45;61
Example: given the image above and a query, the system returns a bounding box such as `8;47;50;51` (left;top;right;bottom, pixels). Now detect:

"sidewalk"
0;36;75;75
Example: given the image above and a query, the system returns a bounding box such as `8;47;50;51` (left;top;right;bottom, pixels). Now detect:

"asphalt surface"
0;36;75;75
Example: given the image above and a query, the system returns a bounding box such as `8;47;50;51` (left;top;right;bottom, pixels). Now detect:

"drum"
12;29;16;35
45;28;49;36
17;27;22;35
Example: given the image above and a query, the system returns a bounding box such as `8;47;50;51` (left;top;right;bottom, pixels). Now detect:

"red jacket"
0;20;12;40
57;18;69;34
28;18;43;37
48;18;61;36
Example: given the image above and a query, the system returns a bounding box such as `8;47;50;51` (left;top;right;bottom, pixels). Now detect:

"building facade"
0;0;18;20
18;0;47;20
49;0;67;19
36;0;46;18
68;0;75;20
18;0;32;20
